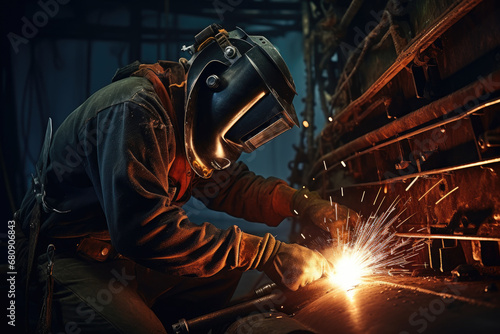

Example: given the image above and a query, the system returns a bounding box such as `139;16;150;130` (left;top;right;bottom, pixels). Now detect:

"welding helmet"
182;24;299;178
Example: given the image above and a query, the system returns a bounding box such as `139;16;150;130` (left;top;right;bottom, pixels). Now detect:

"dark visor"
225;93;294;152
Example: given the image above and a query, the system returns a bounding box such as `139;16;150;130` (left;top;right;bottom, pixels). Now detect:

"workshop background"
2;0;500;333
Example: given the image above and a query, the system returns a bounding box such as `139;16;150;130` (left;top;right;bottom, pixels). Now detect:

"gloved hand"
291;188;359;243
263;242;332;291
242;233;331;291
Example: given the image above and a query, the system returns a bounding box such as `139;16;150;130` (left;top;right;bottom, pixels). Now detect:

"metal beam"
311;69;500;179
396;233;500;242
328;0;484;125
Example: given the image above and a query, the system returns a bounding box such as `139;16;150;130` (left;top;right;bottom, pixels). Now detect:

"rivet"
206;75;220;89
224;46;237;59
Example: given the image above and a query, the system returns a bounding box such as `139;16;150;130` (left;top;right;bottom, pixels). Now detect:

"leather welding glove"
244;233;331;291
291;188;359;243
264;242;332;291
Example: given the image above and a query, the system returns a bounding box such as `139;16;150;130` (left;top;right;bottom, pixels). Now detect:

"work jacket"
17;61;296;277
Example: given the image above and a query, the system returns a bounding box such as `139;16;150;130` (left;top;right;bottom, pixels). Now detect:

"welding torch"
171;283;279;334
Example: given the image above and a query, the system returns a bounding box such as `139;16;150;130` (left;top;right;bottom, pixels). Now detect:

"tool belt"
21;119;121;333
36;235;120;263
74;237;120;262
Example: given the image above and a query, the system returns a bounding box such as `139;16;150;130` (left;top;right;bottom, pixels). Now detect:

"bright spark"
373;187;381;205
326;198;421;291
435;186;459;205
329;251;370;290
395;212;416;228
341;161;346;167
418;179;443;201
405;176;419;191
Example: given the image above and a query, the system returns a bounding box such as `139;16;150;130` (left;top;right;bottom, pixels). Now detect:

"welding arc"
327;196;421;291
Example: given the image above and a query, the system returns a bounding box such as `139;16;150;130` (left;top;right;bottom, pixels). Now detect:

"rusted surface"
310;70;500;179
395;233;500;242
327;0;484;127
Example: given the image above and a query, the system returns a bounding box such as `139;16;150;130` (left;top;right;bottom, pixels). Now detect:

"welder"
15;24;355;333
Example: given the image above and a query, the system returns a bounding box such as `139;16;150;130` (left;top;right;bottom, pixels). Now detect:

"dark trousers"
33;253;242;333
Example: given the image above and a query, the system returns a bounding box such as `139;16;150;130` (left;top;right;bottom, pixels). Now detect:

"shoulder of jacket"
84;76;155;110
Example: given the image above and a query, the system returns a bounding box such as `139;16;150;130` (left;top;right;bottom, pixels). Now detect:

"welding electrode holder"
171;294;282;334
171;318;189;334
171;278;335;333
171;283;279;334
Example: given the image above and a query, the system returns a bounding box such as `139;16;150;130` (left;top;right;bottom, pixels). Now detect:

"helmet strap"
182;24;242;64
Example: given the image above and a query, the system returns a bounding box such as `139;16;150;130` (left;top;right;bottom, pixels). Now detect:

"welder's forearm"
193;162;296;226
111;210;254;277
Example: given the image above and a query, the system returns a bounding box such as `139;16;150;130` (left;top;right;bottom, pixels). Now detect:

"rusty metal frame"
311;70;500;179
325;0;484;129
396;233;500;242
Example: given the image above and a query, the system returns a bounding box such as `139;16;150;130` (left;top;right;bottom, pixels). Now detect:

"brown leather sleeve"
192;162;296;226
